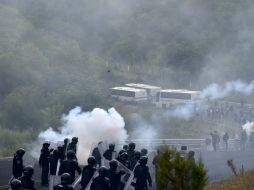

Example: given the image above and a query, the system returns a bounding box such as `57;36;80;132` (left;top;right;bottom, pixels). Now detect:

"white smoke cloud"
38;107;128;163
242;121;254;136
202;80;254;100
167;103;195;120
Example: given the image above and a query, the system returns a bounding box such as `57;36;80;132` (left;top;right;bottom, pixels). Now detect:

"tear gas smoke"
242;121;254;136
202;80;254;100
167;103;195;120
38;107;128;163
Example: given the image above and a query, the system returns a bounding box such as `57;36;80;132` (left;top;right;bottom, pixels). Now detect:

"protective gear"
128;142;135;150
39;143;50;186
123;145;128;151
19;166;36;190
141;149;148;156
134;151;141;159
92;145;102;167
134;158;152;190
49;149;59;175
109;144;115;151
139;156;148;166
13;148;25;178
59;154;81;184
103;145;116;161
118;152;130;169
87;156;96;166
127;143;136;170
109;159;118;170
80;162;96;189
90;167;110;190
10;179;22;190
66;151;76;159
54;173;74;190
72;137;78;143
67;137;78;154
61;173;71;185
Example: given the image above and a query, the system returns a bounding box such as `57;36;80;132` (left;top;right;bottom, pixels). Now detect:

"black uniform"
49;150;59;175
39;143;51;186
103;144;116;161
90;176;110;190
106;169;125;190
59;159;81;184
92;147;102;166
80;165;96;189
12;150;25;179
67;137;78;154
54;184;74;190
19;176;36;190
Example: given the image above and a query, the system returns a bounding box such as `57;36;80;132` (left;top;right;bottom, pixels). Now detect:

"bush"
155;146;208;190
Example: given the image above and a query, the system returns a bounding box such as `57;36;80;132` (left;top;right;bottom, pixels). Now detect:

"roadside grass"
206;170;254;190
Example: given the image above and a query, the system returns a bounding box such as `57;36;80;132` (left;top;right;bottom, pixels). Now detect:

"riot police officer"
49;149;60;176
18;165;36;190
118;152;130;169
59;150;81;184
131;151;141;170
103;144;116;161
80;156;96;190
39;142;51;186
12;148;25;179
10;179;22;190
133;156;152;190
140;149;148;157
90;166;110;190
54;173;74;190
106;159;125;190
127;142;136;170
67;137;78;154
62;138;69;155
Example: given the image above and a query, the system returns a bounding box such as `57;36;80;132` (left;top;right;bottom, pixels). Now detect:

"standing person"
18;165;36;190
67;137;78;154
103;144;116;161
49;149;60;190
141;149;148;157
54;173;74;190
223;132;229;151
127;142;136;170
240;129;248;150
10;179;22;190
39;142;51;186
133;156;152;190
62;138;69;156
106;160;125;190
92;142;103;167
80;156;96;190
210;131;220;152
90;166;110;190
59;150;81;184
130;151;141;170
12;148;25;179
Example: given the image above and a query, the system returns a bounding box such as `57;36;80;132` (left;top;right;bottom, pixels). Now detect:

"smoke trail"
202;80;254;100
38;107;128;163
242;121;254;136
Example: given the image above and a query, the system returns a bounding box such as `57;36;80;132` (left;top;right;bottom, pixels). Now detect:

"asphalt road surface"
1;150;254;189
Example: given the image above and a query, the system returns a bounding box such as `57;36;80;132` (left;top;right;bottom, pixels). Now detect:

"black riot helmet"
16;148;25;157
10;179;22;190
23;165;34;177
61;173;71;185
87;156;96;166
128;142;135;150
123;144;128;151
43;141;50;148
109;159;118;170
98;166;107;177
64;138;69;144
120;152;128;161
141;148;148;156
72;137;78;144
52;149;59;158
139;156;148;166
134;151;141;159
109;143;115;151
66;150;76;159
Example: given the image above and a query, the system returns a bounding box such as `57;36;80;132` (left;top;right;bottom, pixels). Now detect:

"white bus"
125;83;161;103
111;87;148;102
157;89;202;108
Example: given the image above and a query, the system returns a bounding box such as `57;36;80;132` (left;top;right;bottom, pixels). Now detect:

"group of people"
11;138;153;190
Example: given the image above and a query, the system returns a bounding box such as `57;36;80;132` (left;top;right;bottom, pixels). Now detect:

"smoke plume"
202;80;254;100
242;121;254;136
38;107;128;163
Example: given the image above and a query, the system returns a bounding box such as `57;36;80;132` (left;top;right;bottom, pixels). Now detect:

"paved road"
1;150;254;189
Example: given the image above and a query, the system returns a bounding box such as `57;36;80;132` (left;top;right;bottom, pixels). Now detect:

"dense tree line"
0;0;254;154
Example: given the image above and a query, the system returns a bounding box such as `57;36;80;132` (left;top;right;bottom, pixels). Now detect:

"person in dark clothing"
10;179;22;190
39;142;52;186
54;173;74;190
130;151;141;170
210;131;220;152
62;138;69;155
67;137;78;154
103;144;116;161
223;132;229;151
123;145;128;151
92;142;102;167
90;166;110;190
49;149;60;176
59;150;81;184
12;148;25;179
80;156;96;190
57;146;66;161
106;159;125;190
240;129;248;150
118;152;130;169
133;156;152;190
116;150;126;162
127;142;136;170
18;165;36;190
140;149;148;157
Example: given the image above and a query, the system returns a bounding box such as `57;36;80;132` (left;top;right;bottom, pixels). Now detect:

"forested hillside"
0;0;254;155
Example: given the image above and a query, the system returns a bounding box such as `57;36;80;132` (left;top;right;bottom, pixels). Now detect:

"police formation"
11;138;153;190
